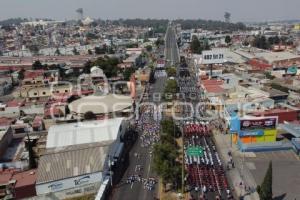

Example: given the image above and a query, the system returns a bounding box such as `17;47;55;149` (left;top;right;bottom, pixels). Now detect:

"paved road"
165;25;180;66
111;25;178;200
111;76;166;200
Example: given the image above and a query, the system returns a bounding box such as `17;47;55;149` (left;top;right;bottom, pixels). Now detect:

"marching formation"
137;105;160;148
177;57;232;200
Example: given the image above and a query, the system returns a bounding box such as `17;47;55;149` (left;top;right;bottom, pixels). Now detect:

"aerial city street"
0;1;300;200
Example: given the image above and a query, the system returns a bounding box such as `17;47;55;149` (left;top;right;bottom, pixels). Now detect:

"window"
42;92;46;95
65;90;68;93
34;92;37;96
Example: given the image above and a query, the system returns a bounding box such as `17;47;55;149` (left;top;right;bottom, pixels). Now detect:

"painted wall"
239;129;277;144
36;172;102;195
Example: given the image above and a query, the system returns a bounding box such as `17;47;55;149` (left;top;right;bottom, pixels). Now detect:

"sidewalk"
212;130;260;200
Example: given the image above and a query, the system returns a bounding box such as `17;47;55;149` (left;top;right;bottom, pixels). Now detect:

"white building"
36;118;129;199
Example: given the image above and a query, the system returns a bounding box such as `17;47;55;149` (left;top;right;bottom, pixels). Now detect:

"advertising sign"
239;130;264;137
36;172;102;195
240;117;277;130
202;49;225;64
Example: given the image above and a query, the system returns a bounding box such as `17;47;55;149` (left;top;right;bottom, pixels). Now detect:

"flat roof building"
46;118;126;149
37;118;129;199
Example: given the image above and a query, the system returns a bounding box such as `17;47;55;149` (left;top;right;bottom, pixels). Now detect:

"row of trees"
110;19;247;31
175;19;246;31
83;56;120;78
83;56;137;81
252;35;294;50
153;119;182;190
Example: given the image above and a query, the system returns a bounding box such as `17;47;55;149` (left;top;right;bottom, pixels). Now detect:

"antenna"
76;8;84;20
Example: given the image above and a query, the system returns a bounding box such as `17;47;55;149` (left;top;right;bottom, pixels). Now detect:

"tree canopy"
123;67;135;81
160;119;181;138
225;35;232;44
190;36;210;54
84;56;120;78
164;79;178;95
32;60;45;70
84;111;97;120
166;67;177;77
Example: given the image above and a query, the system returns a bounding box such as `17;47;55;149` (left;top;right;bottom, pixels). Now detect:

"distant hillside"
0;18;28;26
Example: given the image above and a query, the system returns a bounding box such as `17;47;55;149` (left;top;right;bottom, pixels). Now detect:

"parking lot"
245;150;300;200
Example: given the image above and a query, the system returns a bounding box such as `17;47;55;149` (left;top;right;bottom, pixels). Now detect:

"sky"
0;0;299;22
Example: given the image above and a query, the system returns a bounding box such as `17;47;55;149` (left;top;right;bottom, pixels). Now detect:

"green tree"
253;36;269;50
32;60;44;70
72;47;79;55
123;67;135;81
225;35;231;45
28;45;40;56
18;68;25;80
242;40;250;46
155;38;164;47
84;56;120;78
95;46;106;55
257;161;272;200
83;60;92;74
161;119;181;138
164;79;178;94
166;67;177;77
145;45;153;52
84;111;97;120
55;48;61;56
153;142;181;188
190;35;202;54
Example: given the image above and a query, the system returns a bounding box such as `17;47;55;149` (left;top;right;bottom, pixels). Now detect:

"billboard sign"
187;146;204;157
240;117;277;130
202;49;225;64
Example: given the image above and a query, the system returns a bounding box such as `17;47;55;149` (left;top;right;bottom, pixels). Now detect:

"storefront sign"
48;182;63;191
239;130;264;137
74;175;90;186
240;117;277;130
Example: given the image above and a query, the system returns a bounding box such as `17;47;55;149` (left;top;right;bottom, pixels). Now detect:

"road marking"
131;182;134;189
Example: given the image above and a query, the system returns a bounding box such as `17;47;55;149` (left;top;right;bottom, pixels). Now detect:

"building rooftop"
256;51;300;64
37;143;108;184
68;94;132;115
12;169;36;188
279;123;300;138
46;118;124;149
262;88;289;97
